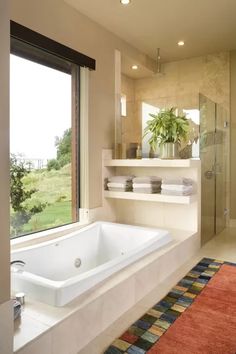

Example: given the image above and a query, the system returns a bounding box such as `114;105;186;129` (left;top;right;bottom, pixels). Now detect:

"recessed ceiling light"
178;41;185;46
132;65;138;70
120;0;131;5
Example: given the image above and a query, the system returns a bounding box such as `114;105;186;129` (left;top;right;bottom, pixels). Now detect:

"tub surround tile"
78;333;115;354
84;254;208;354
51;296;103;354
15;331;52;354
14;312;50;352
13;229;199;354
74;297;103;351
104;312;137;339
134;264;160;303
51;314;79;354
134;233;199;303
21;299;70;327
78;257;204;354
101;277;135;332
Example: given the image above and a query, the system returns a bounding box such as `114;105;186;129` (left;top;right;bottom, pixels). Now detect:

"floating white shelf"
104;190;197;204
104;158;200;168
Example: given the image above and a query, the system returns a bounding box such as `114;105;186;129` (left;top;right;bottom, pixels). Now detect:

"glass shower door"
215;104;227;234
200;94;227;244
200;94;216;244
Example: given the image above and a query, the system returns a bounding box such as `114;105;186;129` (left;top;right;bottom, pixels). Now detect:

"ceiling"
65;0;236;63
121;55;153;79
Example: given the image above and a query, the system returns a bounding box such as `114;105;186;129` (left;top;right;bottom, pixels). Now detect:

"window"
10;22;95;238
121;94;127;117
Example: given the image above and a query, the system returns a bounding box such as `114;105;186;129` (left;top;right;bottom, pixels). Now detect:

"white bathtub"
11;222;172;306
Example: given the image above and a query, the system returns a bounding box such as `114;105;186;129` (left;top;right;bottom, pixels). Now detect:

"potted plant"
143;107;189;159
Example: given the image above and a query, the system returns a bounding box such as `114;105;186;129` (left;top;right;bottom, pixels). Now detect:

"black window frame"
10;21;96;71
10;21;95;238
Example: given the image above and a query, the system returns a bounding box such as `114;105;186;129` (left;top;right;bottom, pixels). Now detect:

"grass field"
11;163;72;237
23;201;72;233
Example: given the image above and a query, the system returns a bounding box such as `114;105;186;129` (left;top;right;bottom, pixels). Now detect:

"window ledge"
11;219;89;250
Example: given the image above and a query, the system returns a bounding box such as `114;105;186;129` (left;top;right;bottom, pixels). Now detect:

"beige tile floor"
78;227;236;354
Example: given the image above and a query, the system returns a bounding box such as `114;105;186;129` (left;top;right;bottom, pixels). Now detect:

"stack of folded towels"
133;176;162;194
107;176;133;192
161;177;194;196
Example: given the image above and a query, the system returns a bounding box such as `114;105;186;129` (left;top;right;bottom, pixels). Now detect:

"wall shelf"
102;150;200;232
104;190;197;204
104;158;200;168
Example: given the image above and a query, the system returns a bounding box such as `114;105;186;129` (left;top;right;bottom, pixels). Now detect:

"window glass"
121;94;127;117
10;52;78;238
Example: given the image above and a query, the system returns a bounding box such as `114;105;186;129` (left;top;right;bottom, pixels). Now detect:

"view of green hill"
13;163;72;236
10;128;73;238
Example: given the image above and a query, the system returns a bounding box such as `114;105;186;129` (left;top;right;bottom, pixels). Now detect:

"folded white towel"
161;184;194;192
161;189;193;196
161;185;193;195
108;176;133;183
107;182;132;188
133;176;161;183
133;183;161;188
108;187;131;192
162;177;193;186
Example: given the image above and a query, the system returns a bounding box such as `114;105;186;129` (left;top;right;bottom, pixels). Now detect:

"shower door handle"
205;170;214;179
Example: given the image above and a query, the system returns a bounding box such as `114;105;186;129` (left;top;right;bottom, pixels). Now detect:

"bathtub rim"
11;221;168;253
11;222;172;289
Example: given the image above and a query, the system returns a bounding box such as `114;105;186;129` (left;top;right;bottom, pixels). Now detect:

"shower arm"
156;48;161;74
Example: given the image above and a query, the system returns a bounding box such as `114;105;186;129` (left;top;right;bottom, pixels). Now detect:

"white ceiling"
65;0;236;63
121;55;153;79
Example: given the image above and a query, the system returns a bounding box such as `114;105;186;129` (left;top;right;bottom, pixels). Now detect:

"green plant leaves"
143;107;189;150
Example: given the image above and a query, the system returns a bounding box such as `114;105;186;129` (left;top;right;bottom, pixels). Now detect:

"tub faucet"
11;260;26;273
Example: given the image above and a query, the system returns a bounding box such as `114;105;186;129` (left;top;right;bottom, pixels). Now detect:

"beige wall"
9;1;232;219
0;0;10;305
10;0;154;209
133;52;230;140
120;53;230;162
230;51;236;219
121;53;230;228
135;52;229;107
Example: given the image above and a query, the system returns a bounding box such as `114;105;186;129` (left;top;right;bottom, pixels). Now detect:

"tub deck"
11;222;171;306
13;228;199;354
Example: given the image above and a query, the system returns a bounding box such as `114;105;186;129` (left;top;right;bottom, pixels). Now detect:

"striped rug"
104;258;236;354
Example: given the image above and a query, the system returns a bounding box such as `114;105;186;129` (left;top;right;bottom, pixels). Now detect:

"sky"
10;54;71;160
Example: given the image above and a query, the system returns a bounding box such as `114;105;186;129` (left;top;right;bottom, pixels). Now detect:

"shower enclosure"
116;87;228;244
140;94;228;244
199;94;228;244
